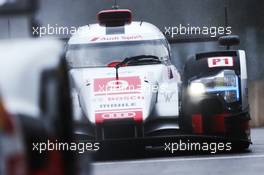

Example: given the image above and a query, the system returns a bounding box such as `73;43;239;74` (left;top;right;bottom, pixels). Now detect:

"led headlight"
189;82;206;96
189;70;239;103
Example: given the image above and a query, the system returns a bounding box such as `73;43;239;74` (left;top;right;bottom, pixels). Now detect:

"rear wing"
165;33;220;44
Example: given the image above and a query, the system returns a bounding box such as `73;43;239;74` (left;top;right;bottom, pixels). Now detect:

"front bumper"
75;112;250;140
75;121;251;154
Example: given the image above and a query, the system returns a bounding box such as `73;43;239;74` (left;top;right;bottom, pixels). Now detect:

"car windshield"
66;39;169;68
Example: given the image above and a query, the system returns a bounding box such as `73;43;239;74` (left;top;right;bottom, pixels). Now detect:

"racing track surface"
86;128;264;175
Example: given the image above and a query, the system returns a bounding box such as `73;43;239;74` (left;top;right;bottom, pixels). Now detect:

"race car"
181;36;251;150
0;38;78;175
66;9;251;151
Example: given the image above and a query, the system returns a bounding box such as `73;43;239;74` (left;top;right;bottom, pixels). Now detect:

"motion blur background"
0;0;263;126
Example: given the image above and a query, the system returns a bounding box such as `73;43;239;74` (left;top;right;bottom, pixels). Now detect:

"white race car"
66;9;251;150
0;39;78;174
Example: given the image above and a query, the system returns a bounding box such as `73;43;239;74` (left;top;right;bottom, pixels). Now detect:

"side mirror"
0;0;36;15
218;35;240;50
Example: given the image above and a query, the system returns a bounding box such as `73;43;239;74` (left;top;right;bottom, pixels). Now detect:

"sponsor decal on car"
93;76;141;96
107;95;144;101
98;102;137;109
90;35;143;42
95;109;143;123
207;56;234;68
161;92;176;102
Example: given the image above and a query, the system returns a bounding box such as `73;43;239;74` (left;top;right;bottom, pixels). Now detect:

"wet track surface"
83;128;264;175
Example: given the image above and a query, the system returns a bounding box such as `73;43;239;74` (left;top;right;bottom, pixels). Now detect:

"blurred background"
0;0;263;127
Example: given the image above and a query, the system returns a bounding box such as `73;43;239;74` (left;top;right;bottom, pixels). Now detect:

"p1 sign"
207;56;233;68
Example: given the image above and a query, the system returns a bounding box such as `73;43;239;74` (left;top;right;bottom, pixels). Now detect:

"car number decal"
207;56;234;68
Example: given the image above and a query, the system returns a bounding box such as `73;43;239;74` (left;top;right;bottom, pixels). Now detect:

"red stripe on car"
0;101;15;134
192;114;203;134
212;114;228;133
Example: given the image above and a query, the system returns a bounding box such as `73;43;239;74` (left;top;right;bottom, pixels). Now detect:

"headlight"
188;70;239;103
189;82;206;96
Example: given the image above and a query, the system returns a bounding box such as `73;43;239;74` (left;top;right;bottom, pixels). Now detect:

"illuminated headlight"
188;70;239;103
189;82;206;96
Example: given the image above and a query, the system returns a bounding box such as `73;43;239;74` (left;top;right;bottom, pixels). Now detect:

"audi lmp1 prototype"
66;9;251;150
0;39;77;175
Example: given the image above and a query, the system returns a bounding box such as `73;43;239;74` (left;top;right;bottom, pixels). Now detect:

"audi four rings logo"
106;80;129;89
102;112;136;119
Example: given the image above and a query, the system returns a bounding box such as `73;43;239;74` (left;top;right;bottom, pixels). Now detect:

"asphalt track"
88;128;264;175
